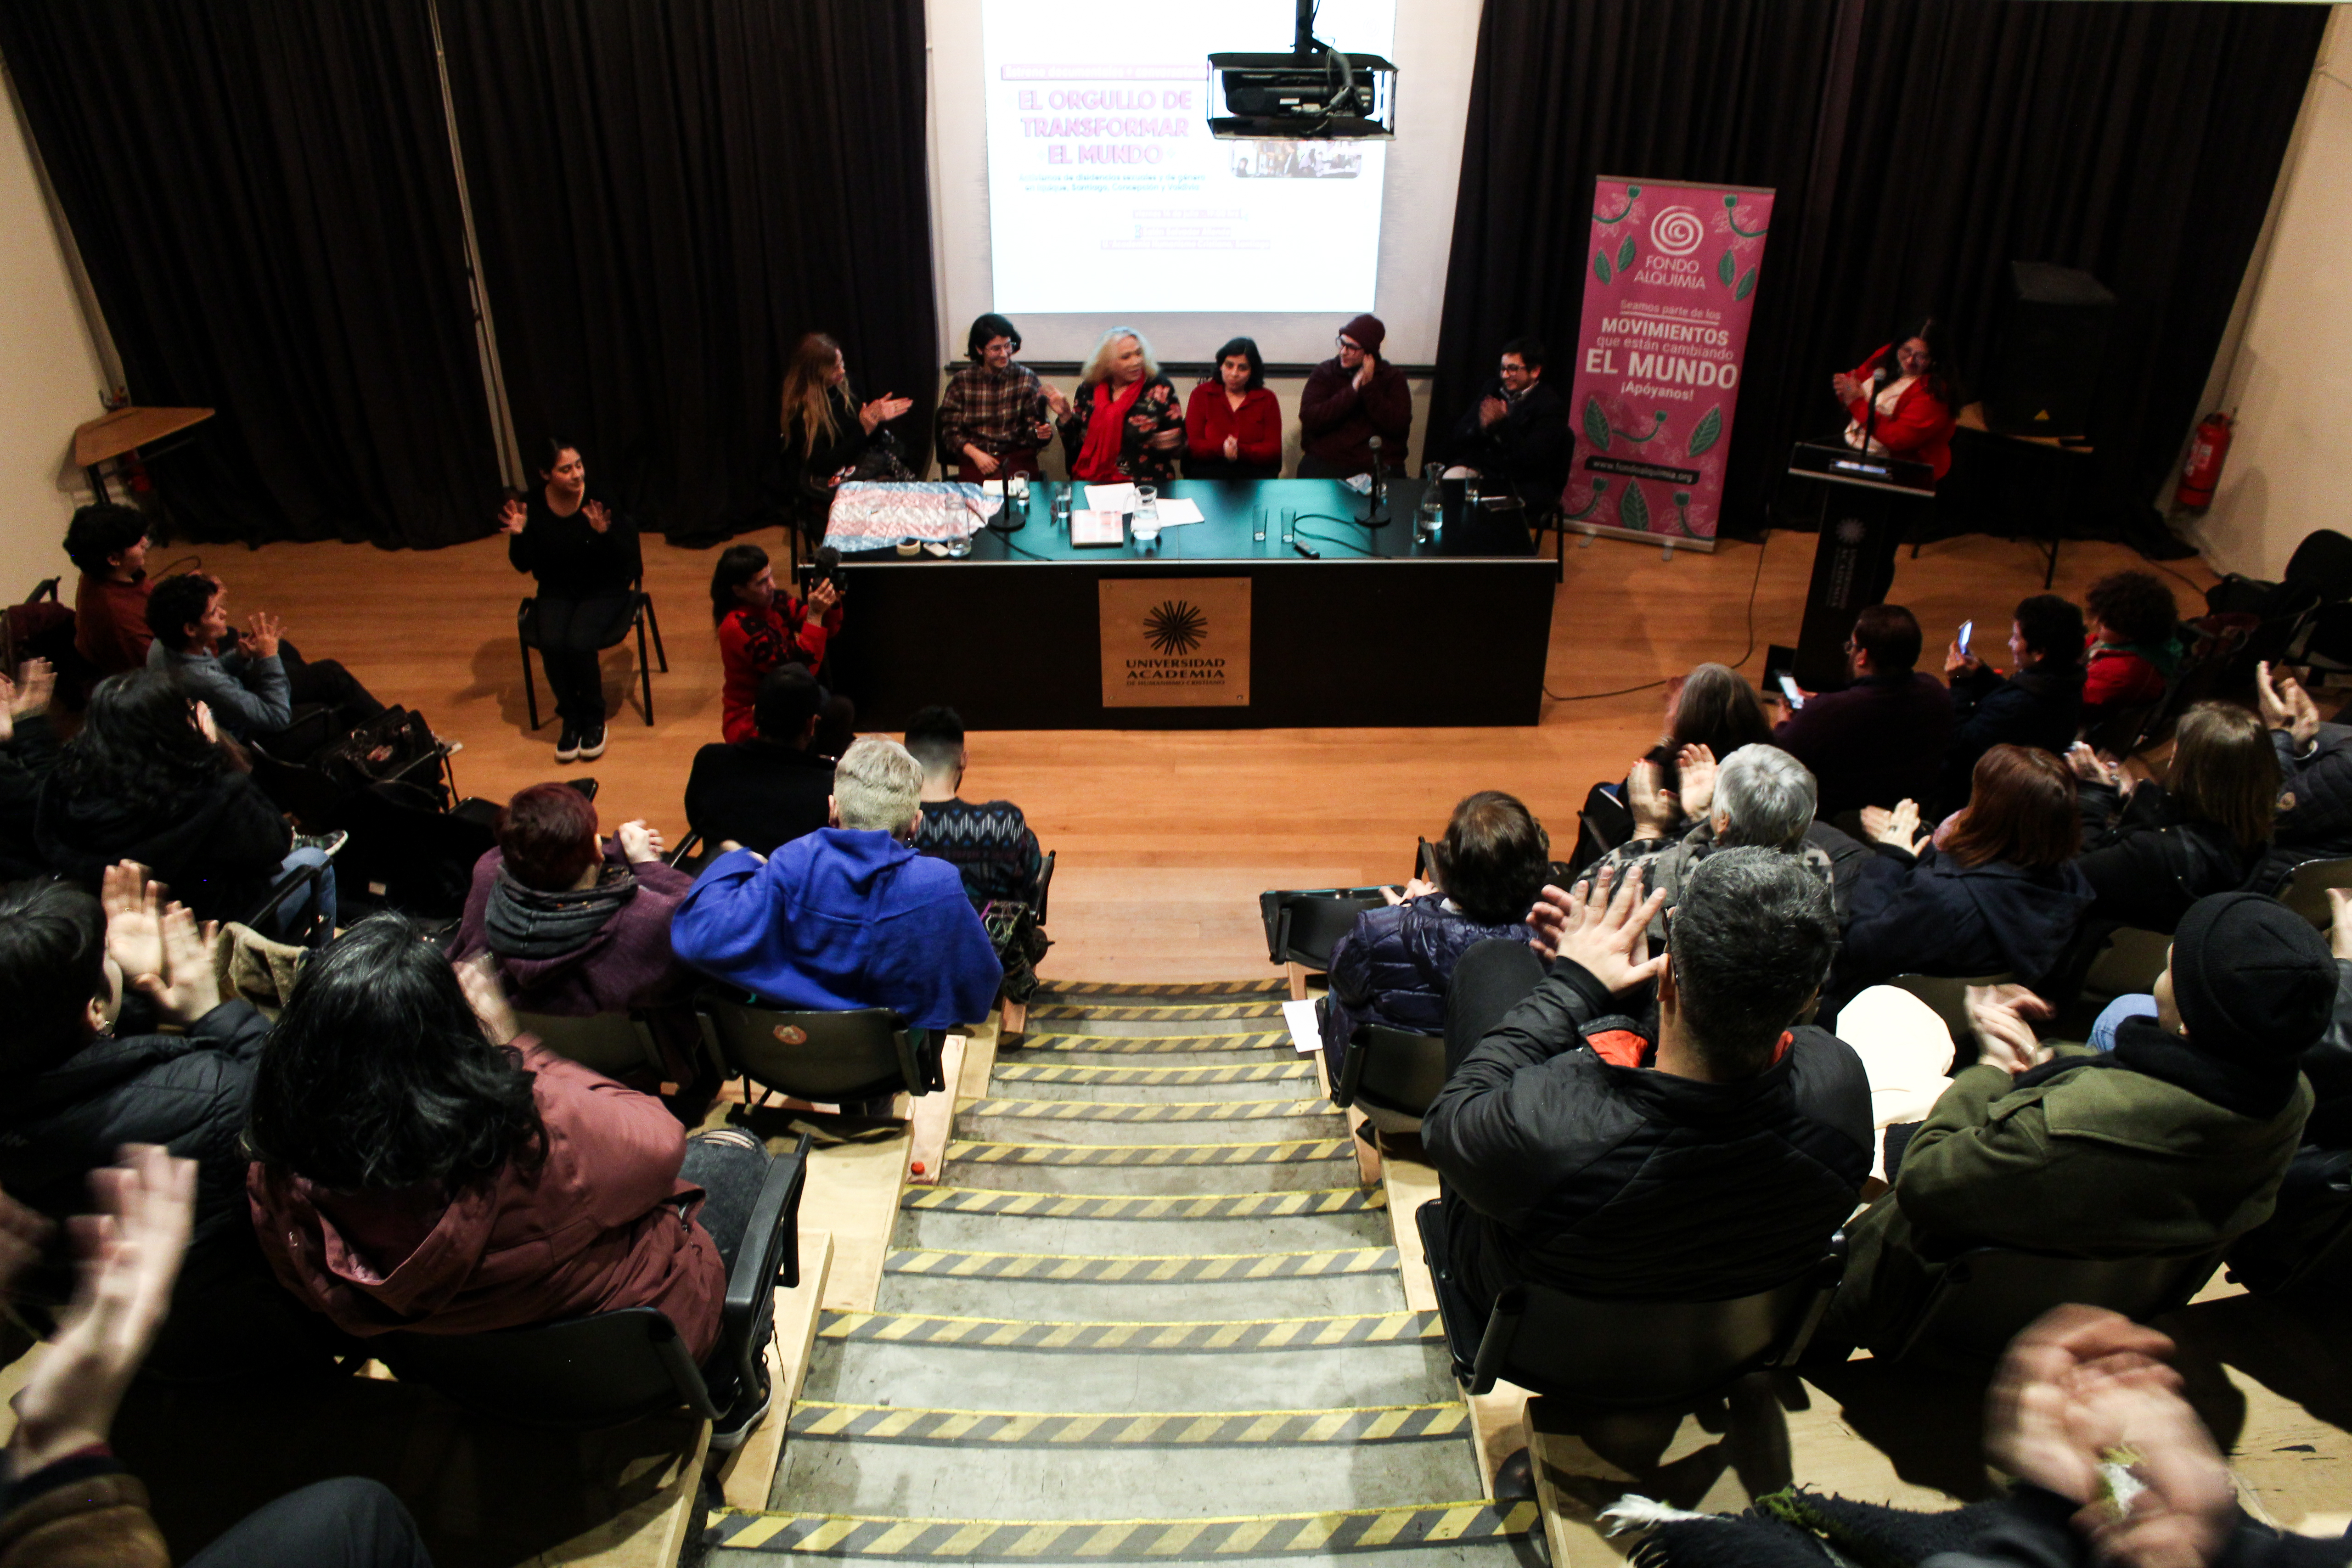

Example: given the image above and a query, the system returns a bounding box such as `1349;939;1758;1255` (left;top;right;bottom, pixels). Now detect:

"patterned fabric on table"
821;482;1004;553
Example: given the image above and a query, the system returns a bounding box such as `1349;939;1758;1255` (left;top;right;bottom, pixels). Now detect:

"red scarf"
1074;377;1145;481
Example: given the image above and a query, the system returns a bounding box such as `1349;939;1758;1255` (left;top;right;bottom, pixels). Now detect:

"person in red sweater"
1833;319;1958;482
709;543;844;747
2081;569;2183;722
1184;336;1283;480
64;503;154;676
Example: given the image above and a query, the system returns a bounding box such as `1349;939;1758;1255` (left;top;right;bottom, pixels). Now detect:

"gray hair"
1668;847;1838;1077
833;736;923;832
1715;745;1817;851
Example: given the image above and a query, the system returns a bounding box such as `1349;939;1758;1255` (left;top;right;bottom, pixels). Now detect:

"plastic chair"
1336;1025;1449;1134
518;584;667;731
1891;1243;2225;1363
517;1009;664;1079
2276;856;2352;927
1033;849;1057;926
693;990;943;1104
1417;1201;1844;1404
378;1134;811;1430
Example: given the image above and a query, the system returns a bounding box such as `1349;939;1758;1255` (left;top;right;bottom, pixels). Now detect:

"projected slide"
981;0;1393;316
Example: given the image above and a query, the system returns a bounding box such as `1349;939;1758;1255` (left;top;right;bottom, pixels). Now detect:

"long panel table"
822;479;1556;730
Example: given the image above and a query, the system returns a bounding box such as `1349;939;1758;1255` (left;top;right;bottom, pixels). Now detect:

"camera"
798;544;844;595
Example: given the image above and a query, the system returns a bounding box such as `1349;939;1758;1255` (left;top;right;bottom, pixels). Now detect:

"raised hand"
1526;865;1669;993
496;496;529;535
1626;758;1680;838
2256;661;2322;750
859;393;912;434
1943;642;1982;677
806;579;842;617
1478;395;1508;428
243;611;283;659
11;657;55;719
101;861;167;989
131;901;220;1026
1965;982;2055;1074
1866;798;1925;849
583;499;613;534
1676;743;1718;821
1833;372;1863;404
1041;382;1073;420
455;952;518;1045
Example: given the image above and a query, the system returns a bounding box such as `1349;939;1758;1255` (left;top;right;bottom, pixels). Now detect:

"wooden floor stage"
218;526;2216;980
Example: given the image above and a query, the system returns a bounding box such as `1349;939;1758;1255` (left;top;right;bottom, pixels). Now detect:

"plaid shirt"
936;362;1052;465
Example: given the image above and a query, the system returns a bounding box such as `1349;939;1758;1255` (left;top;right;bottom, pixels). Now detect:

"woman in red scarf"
1833;318;1958;482
1056;327;1185;483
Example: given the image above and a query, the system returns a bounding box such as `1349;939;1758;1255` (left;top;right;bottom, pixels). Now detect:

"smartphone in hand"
1778;673;1805;710
1958;619;1974;657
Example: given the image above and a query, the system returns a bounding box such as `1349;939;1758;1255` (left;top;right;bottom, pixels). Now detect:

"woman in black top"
776;333;912;540
497;439;642;762
2071;700;2275;933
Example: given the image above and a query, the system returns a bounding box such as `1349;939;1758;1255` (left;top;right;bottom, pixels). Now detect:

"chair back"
2276;857;2352;927
1565;783;1636;878
1338;1026;1449;1133
517;1009;662;1079
1416;1202;1841;1403
2285;528;2352;603
1894;1244;2224;1363
335;781;499;920
2079;927;2172;1001
242;856;336;947
1258;888;1388;971
380;1307;720;1428
694;990;939;1102
245;738;347;832
1034;849;1057;926
666;830;710;877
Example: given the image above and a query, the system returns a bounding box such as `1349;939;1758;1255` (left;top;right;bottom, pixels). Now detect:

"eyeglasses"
1336;335;1361;351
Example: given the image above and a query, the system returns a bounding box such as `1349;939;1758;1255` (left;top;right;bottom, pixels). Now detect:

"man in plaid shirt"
936;313;1071;482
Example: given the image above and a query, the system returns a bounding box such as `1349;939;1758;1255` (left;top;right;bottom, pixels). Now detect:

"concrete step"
1024;1000;1290;1028
1032;980;1290;1000
1005;1047;1301;1074
713;1514;1538;1568
799;1315;1462;1411
957;1097;1341;1145
771;1401;1486;1518
889;1198;1392;1256
943;1139;1357;1194
880;1250;1408;1319
982;1062;1322;1102
1015;1028;1292;1055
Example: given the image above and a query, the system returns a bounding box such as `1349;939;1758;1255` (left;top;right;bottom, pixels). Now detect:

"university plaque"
1098;577;1251;708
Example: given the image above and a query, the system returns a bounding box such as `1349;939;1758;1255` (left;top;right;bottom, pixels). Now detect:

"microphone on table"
1365;435;1387;527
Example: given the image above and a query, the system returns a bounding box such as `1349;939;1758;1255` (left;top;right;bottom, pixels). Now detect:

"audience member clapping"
685;665;837;858
2250;660;2352;893
448;783;697;1073
0;657;60;882
1826;744;2093;1021
670;737;1001;1032
2071;702;2276;932
245;918;776;1435
2082;570;2183;727
0;866;332;1376
145;569;384;745
1940;592;2086;809
1825;890;2327;1355
1319;791;1547;1088
1775;604;1956;819
36;670;333;938
1423;852;1871;1320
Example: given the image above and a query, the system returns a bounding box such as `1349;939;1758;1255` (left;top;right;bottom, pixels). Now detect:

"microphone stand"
1363;434;1389;527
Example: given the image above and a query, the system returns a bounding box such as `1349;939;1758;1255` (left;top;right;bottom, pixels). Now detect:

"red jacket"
2082;641;2166;710
1184;384;1282;468
718;598;839;745
247;1044;725;1357
1844;344;1956;480
73;573;153;674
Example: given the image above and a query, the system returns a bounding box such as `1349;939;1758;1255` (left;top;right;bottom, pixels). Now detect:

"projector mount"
1207;0;1396;141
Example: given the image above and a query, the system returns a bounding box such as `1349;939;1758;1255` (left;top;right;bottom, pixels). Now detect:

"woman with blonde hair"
2071;700;2276;931
1055;327;1185;484
776;332;912;538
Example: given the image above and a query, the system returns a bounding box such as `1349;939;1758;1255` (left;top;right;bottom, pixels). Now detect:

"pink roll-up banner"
1559;177;1775;551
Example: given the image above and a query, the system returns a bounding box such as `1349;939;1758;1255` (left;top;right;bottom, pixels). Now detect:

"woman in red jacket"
709;544;844;747
1184;336;1283;480
1834;319;1958;482
244;917;779;1439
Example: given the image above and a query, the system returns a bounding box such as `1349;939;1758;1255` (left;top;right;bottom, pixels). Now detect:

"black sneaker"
555;721;581;763
577;720;607;760
709;1363;773;1453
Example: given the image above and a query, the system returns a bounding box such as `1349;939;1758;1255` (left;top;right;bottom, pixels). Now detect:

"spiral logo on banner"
1649;206;1707;257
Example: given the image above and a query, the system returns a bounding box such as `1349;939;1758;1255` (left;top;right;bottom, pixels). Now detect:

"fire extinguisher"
2177;411;2233;509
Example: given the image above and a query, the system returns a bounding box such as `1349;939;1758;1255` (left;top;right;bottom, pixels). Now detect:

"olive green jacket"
1828;1045;2313;1352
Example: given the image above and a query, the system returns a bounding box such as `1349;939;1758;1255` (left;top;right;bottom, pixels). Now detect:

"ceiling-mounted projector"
1208;0;1395;140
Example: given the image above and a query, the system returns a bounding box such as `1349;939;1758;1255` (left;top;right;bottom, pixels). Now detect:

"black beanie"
2171;891;2337;1061
1340;314;1386;356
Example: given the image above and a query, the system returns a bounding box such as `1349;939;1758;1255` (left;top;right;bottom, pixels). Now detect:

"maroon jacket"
1300;355;1411;473
248;1044;724;1356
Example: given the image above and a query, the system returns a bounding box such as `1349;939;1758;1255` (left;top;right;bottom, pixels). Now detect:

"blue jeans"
2089;993;2158;1051
263;846;338;945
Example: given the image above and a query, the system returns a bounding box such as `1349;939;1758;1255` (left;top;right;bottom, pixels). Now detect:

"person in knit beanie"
1823;889;2322;1355
1299;313;1411;479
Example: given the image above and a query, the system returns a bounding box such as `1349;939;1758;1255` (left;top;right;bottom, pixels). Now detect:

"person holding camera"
707;544;849;755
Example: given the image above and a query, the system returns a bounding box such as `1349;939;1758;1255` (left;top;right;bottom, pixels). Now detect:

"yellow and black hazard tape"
1027;1001;1288;1022
787;1400;1468;1447
945;1138;1350;1168
1019;1029;1289;1054
958;1096;1332;1123
990;1059;1316;1086
883;1246;1399;1281
900;1186;1384;1220
816;1308;1440;1352
1019;1029;1290;1054
1032;979;1289;998
708;1500;1537;1558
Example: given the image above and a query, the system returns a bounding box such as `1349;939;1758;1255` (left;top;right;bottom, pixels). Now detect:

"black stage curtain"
436;0;938;541
1433;0;2324;542
0;1;502;548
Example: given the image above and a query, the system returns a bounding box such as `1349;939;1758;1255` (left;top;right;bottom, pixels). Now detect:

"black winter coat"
683;740;836;859
1422;956;1872;1312
1772;671;1956;819
1939;662;2084;812
0;714;62;882
36;767;293;922
0;1002;321;1372
1442;379;1568;507
1321;898;1531;1074
2256;725;2352;894
2075;780;2265;934
1825;844;2094;1021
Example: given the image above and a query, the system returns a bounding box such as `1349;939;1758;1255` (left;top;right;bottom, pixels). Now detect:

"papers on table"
1283;999;1322;1055
1083;483;1138;513
1068;509;1125;546
1149;498;1206;526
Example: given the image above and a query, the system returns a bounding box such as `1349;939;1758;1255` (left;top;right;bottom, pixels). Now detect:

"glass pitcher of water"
1415;465;1444;542
1132;483;1161;545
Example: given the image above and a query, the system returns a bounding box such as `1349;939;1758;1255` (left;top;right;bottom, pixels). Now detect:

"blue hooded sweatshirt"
671;831;1002;1030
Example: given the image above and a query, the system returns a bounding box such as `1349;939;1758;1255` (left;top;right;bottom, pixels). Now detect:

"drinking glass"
1131;483;1161;544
